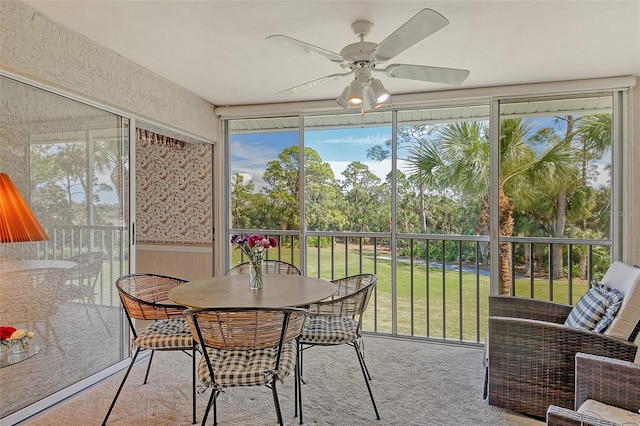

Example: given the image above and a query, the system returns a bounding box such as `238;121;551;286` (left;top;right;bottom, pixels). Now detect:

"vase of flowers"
0;327;13;356
0;326;34;354
230;234;278;290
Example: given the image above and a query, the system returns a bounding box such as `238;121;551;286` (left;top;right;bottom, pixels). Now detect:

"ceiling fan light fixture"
336;85;350;108
348;79;364;105
365;85;388;110
370;78;390;104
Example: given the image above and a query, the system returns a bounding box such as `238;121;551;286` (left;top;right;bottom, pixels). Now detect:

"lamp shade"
336;85;351;108
370;79;390;104
348;79;364;105
0;173;48;243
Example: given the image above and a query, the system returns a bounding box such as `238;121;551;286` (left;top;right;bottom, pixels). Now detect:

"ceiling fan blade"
274;71;353;97
373;9;449;62
384;64;470;85
266;35;345;63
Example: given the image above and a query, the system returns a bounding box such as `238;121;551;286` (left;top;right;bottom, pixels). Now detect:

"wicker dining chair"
546;352;640;426
102;273;196;425
225;260;302;276
297;273;379;423
184;307;308;426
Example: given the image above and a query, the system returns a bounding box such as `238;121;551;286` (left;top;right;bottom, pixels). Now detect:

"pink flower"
231;234;277;259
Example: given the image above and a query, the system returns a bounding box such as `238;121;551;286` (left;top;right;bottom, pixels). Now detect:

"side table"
0;345;40;368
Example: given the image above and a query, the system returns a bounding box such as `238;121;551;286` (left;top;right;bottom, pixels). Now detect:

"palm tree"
407;118;573;294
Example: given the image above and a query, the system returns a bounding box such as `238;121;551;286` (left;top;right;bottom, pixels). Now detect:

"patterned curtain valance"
137;129;186;149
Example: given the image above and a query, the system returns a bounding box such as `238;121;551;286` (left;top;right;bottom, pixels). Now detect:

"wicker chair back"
116;273;187;321
184;307;307;351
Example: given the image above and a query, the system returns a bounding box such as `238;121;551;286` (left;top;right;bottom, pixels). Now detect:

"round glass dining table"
167;274;337;309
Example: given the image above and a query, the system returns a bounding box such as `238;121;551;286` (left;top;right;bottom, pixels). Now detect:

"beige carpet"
20;336;543;426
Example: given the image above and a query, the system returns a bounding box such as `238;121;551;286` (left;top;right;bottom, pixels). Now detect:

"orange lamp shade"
0;173;48;243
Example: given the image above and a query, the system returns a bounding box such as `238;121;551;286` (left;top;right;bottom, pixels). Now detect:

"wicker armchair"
103;273;196;425
487;261;640;419
184;307;308;426
298;273;380;423
225;260;302;276
546;353;640;426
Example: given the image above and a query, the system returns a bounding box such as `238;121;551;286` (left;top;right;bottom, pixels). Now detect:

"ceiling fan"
266;8;470;111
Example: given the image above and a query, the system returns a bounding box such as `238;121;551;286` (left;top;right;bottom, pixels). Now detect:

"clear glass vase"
249;257;263;290
11;339;28;354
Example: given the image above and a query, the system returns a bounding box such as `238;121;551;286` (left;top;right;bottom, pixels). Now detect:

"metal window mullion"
568;244;573;304
475;241;480;343
489;99;500;296
299;115;306;272
410;239;415;336
442;239;446;339
373;237;378;332
426;239;430;337
549;243;554;301
458;240;463;342
390;109;398;335
611;90;625;261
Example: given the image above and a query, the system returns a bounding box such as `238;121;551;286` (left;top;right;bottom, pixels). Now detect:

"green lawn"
228;245;591;343
304;245;589;343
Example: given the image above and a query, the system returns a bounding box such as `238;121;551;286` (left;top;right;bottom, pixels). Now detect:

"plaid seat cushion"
565;281;624;332
134;318;193;350
198;340;296;388
300;315;358;345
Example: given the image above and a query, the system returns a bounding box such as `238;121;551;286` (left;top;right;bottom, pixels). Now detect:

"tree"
262;146;338;230
230;173;255;229
340;161;384;232
406;119;574;294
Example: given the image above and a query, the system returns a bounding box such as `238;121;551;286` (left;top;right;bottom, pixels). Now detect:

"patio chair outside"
184;307;307;426
102;273;196;425
65;251;108;328
298;273;380;423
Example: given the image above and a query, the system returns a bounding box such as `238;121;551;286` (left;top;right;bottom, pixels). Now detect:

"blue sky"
229;114;612;192
231;126;393;191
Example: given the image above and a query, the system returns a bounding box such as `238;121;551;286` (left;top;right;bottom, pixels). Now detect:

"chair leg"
295;339;303;424
88;297;112;336
356;338;373;381
192;342;197;424
102;347;141;425
213;389;219;426
294;343;299;417
271;380;284;426
143;350;155;384
80;297;94;325
201;388;216;426
299;343;307;385
354;341;380;420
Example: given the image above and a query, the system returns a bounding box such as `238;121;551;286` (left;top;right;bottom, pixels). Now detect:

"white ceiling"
24;1;640;109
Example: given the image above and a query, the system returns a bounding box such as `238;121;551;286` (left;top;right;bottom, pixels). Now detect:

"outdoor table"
167;273;337;309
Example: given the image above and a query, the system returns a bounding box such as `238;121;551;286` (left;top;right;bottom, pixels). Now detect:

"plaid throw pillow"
564;281;624;332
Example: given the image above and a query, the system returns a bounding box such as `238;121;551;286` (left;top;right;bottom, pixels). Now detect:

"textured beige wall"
136;245;213;281
0;0;217;142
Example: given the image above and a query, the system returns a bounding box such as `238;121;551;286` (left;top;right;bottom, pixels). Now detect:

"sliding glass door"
0;75;129;419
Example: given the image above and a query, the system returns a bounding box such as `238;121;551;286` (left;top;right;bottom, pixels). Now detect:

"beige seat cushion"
601;261;640;340
577;399;640;425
